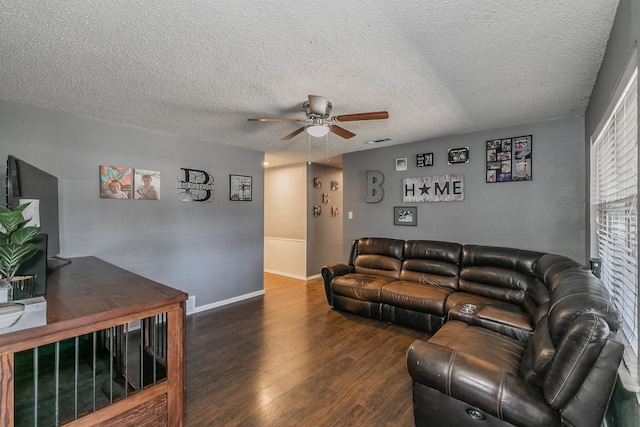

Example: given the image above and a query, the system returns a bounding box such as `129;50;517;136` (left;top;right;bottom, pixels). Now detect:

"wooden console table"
0;257;188;426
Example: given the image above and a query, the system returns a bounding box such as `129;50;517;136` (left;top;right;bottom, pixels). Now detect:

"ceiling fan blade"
330;125;356;139
308;95;328;115
334;111;389;122
248;118;305;122
281;127;307;141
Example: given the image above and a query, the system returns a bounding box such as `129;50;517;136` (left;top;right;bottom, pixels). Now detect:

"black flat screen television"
6;155;60;258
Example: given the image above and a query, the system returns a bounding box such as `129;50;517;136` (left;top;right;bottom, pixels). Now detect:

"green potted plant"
0;203;41;301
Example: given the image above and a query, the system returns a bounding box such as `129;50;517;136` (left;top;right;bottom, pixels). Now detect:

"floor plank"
185;273;429;426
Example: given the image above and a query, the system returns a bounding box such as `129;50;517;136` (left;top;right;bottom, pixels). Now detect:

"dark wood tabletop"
0;256;187;353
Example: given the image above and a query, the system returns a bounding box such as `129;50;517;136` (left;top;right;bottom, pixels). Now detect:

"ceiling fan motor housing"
304;98;332;119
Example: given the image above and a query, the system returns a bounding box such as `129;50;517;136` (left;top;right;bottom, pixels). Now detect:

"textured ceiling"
1;1;619;167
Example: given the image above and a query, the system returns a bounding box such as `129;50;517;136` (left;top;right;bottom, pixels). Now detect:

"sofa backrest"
459;245;547;315
518;254;624;426
350;237;404;279
400;240;462;290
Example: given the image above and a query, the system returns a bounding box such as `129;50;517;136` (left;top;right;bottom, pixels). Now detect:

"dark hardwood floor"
184;273;429;426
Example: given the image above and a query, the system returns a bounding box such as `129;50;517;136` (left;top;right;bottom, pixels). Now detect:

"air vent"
363;137;392;145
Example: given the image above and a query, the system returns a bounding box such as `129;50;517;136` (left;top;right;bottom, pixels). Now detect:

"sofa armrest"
321;263;354;305
407;339;559;426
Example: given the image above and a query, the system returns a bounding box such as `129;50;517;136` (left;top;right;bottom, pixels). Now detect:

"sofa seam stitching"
548;313;598;406
497;368;506;419
446;350;457;396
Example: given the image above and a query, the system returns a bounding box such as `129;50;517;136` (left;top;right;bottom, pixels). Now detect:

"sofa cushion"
428;320;526;376
547;269;622;344
462;244;541;271
352;237;404;278
381;281;454;315
534;253;589;291
459;265;532;303
400;240;462;290
476;304;533;331
459;245;546;317
331;274;397;302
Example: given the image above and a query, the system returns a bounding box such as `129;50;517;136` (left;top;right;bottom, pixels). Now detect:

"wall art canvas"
486;135;532;183
230;174;252;201
134;169;161;200
100;165;132;199
178;167;214;202
402;175;464;203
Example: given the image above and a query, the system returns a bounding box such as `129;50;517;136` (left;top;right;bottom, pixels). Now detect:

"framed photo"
229;174;252;201
323;193;330;204
331;181;338;191
394;206;417;226
133;169;161;200
448;147;469;164
416;153;433;167
395;157;408;171
486;135;532;183
100;165;132;199
314;205;321;216
314;178;322;188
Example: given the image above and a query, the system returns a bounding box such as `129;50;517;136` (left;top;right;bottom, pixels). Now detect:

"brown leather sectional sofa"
321;237;624;427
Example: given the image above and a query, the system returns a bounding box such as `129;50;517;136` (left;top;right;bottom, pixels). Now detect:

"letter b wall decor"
366;170;385;203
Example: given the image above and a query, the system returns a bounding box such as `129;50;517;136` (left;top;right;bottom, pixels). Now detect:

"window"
591;65;638;390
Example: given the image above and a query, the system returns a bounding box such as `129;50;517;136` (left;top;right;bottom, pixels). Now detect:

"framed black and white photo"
448;147;469;164
416;153;433;167
229;174;252;201
394;206;417;226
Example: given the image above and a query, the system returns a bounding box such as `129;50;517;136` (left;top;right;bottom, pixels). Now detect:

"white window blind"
592;66;638;388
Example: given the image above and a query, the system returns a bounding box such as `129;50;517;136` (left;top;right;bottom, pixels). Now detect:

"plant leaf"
11;227;41;245
0;211;27;234
0;242;39;279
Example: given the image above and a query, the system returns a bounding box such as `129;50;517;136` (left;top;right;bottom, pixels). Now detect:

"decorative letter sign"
178;168;214;202
403;175;464;203
366;170;385;203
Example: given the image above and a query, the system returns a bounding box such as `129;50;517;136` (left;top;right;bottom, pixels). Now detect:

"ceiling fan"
248;95;389;140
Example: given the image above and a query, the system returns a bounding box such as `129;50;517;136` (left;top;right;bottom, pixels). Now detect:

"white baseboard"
264;269;322;281
189;290;265;315
264;269;307;280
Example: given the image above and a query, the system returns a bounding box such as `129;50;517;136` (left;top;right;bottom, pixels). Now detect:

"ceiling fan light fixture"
306;125;330;138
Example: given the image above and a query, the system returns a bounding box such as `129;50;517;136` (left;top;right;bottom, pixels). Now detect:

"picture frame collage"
486;135;532;183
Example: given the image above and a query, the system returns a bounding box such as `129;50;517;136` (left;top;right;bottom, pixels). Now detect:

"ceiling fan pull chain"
326;133;329;162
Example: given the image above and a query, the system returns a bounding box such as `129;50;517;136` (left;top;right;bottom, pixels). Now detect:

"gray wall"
306;163;343;276
0;100;265;308
585;0;639;141
343;116;585;262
